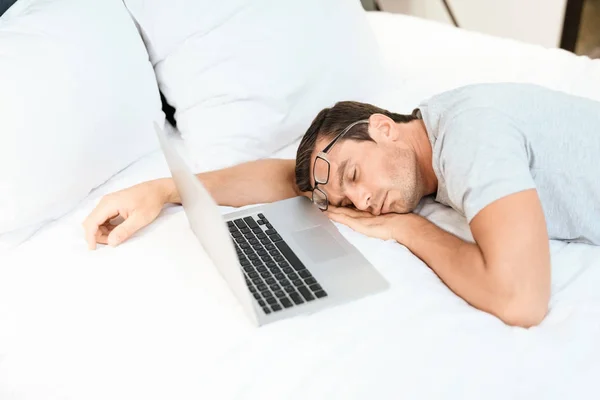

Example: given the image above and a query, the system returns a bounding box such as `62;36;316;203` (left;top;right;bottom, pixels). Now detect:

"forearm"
159;158;299;207
396;215;508;319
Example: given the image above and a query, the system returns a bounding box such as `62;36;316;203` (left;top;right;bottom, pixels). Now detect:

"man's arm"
162;158;302;206
326;189;551;327
395;189;550;327
83;158;303;249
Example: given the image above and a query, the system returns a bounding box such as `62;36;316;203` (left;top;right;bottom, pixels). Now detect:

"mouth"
378;192;388;215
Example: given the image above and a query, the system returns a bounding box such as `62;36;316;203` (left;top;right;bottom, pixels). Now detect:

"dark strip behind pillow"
0;0;18;17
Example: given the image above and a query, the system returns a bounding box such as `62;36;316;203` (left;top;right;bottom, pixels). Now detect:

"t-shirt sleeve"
438;108;536;223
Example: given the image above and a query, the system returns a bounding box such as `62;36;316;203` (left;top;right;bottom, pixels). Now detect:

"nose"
349;186;373;213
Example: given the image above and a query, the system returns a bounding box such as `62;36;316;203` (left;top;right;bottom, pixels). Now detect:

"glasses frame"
311;119;369;210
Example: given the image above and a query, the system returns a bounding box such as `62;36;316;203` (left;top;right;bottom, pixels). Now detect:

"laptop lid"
154;122;259;326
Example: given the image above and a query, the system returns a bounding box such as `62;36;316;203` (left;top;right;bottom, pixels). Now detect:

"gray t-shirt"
417;82;600;245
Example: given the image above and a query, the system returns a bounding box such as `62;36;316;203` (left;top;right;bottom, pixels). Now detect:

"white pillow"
0;0;164;241
124;0;387;171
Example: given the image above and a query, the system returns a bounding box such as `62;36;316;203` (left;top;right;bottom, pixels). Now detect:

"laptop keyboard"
227;213;328;315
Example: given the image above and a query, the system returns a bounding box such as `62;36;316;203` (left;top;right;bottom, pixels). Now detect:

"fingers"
82;197;119;250
327;211;361;231
106;212;147;247
327;206;372;219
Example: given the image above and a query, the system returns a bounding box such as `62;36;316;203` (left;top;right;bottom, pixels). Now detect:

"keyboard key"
262;307;271;314
269;249;280;256
280;279;291;287
274;241;307;272
256;233;267;240
266;296;278;305
244;216;258;229
257;265;267;273
252;259;262;266
240;260;250;267
290;293;304;305
266;223;273;229
298;286;315;301
253;293;261;300
228;226;238;233
282;267;293;274
265;277;276;285
269;267;281;274
257;249;267;256
232;231;243;238
252;227;263;234
258;213;265;219
265;229;278;236
266;261;276;268
272;304;282;312
261;256;272;262
304;277;317;285
309;283;322;292
274;290;286;298
314;290;328;299
288;272;299;280
281;298;293;308
265;244;276;250
261;290;272;298
235;236;246;243
258;219;265;225
240;227;250;234
234;219;246;229
258;300;266;307
252;245;263;251
227;221;235;227
261;272;271;279
240;243;250;249
243;265;253;273
249;285;257;293
299;270;312;279
252;278;263;285
244;232;254;239
274;273;285;280
270;234;283;242
257;284;267;292
248;253;258;260
284;285;295;293
248;238;259;245
292;279;303;287
248;271;259;279
270;284;281;291
260;238;271;245
278;261;289;268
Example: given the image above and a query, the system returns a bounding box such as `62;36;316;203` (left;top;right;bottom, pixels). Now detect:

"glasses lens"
314;157;330;185
312;188;328;210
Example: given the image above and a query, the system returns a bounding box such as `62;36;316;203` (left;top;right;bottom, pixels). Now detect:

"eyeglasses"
312;119;369;210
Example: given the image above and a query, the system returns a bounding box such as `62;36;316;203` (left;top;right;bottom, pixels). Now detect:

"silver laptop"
155;122;389;326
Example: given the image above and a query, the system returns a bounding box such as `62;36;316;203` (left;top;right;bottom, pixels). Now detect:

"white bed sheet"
2;11;600;400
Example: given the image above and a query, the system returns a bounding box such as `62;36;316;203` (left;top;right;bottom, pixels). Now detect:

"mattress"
2;11;600;400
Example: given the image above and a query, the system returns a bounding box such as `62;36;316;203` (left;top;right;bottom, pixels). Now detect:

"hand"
325;206;405;241
81;179;171;250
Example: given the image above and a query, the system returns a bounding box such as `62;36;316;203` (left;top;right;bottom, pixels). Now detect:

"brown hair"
295;101;419;192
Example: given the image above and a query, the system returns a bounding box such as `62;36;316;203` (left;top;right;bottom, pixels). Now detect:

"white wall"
379;0;568;48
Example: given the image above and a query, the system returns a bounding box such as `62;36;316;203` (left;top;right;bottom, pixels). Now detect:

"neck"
404;120;438;196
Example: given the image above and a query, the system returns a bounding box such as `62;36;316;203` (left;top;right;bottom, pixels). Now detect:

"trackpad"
292;227;345;263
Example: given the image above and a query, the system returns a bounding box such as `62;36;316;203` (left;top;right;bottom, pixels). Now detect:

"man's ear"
368;113;398;142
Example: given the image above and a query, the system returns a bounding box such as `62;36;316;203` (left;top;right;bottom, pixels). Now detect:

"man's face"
311;120;422;215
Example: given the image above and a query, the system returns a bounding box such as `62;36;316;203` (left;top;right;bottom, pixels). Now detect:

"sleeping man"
82;82;600;328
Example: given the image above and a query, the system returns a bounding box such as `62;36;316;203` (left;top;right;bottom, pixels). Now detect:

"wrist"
154;178;179;204
391;213;424;244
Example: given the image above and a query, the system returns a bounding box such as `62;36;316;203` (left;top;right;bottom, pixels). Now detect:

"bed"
2;11;600;400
